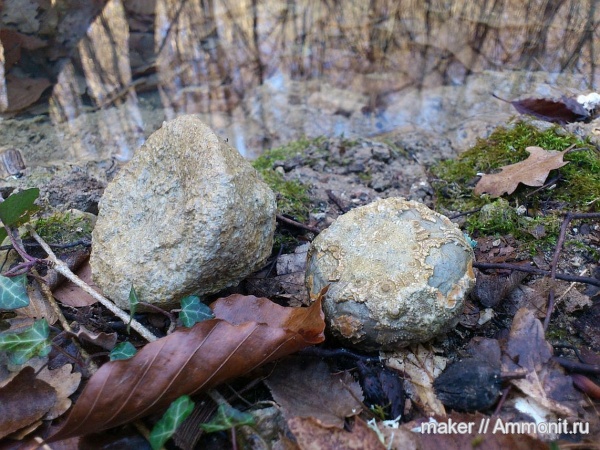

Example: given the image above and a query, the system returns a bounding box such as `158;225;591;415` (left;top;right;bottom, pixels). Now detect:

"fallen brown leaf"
474;146;569;197
0;367;57;439
502;308;583;417
266;358;363;428
36;364;81;420
496;95;590;124
48;294;325;441
52;260;100;307
287;416;385;450
75;325;117;351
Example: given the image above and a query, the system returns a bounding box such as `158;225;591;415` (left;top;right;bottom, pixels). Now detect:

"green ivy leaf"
110;341;137;361
0;319;51;365
0;274;29;310
179;295;214;327
0;188;40;227
199;404;255;434
128;285;139;333
149;395;195;450
0;227;7;245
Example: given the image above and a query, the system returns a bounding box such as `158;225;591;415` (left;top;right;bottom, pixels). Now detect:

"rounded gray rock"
91;115;276;309
306;197;475;351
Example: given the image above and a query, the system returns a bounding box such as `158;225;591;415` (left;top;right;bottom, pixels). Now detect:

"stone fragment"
91;115;276;309
305;197;475;351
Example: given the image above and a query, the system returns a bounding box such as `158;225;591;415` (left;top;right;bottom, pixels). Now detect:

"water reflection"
0;0;598;163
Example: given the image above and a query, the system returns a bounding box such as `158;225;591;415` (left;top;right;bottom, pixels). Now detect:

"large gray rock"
306;198;475;351
91;115;276;309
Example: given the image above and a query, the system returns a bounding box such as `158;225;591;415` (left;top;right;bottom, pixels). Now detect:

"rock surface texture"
306;197;475;351
91;115;276;309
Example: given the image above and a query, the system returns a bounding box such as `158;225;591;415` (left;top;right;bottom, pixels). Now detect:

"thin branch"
472;262;600;287
276;214;320;234
27;225;158;343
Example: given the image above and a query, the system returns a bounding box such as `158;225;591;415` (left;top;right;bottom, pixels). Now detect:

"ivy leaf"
179;295;214;327
0;274;29;310
0;319;51;364
0;188;40;227
128;285;139;333
199;404;255;433
110;341;137;361
149;395;195;450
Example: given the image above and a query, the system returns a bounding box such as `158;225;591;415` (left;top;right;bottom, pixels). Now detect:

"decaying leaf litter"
0;106;600;449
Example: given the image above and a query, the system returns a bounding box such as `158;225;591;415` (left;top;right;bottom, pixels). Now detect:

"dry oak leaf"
48;293;325;441
474;146;569;197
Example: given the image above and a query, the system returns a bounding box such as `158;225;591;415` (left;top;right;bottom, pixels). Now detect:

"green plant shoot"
128;285;139;333
149;395;195;450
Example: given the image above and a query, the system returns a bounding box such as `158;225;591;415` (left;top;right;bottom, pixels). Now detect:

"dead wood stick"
472;262;600;287
276;214;320;234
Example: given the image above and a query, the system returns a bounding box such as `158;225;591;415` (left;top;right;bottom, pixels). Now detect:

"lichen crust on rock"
306;197;475;350
91;115;276;309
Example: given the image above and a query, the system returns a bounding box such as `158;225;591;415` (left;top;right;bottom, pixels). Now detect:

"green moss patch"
430;120;600;250
32;211;94;245
252;138;323;222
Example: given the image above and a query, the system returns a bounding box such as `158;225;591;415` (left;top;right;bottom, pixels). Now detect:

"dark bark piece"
356;360;405;419
433;359;502;411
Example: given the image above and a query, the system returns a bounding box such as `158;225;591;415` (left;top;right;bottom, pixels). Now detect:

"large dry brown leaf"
265;358;363;428
48;294;325;441
474;146;569;197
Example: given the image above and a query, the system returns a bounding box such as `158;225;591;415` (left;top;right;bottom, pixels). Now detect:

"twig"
0;238;91;251
31;267;98;374
543;212;600;331
472;262;600;287
27;225;158;343
448;208;481;220
275;214;320;234
553;357;600;375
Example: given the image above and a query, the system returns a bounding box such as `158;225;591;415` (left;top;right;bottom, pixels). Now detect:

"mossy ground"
31;211;94;245
252;138;320;223
429;120;600;252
